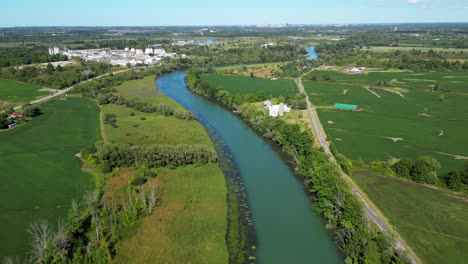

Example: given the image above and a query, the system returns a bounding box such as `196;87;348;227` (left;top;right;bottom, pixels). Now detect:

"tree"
28;220;54;263
23;106;41;117
250;72;254;78
393;158;413;178
410;156;441;184
46;63;55;75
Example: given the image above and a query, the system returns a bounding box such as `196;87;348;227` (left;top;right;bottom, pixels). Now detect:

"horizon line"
1;21;468;29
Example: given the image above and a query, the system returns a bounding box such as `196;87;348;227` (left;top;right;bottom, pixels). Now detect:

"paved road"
14;68;134;110
296;70;418;264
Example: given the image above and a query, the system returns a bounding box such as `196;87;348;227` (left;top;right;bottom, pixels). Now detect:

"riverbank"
185;69;411;263
99;76;229;263
160;71;341;263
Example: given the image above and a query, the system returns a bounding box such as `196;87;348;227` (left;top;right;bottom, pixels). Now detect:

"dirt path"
364;87;381;98
296;68;419;264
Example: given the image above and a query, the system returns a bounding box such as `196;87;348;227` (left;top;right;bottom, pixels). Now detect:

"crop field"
304;80;468;171
0;79;48;107
103;76;229;262
306;70;468;93
0;97;100;258
201;74;298;97
352;170;468;264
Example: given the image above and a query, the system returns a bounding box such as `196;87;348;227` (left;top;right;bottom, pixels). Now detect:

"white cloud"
407;0;425;4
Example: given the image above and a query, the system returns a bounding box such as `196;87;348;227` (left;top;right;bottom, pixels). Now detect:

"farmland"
306;70;468;93
304;79;468;171
201;74;298;97
0;97;100;258
0;79;48;107
352;170;468;264
101;76;229;262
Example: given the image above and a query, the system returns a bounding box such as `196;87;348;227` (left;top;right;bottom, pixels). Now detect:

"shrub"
132;177;147;186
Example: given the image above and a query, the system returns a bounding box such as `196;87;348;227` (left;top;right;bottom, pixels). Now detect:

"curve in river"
157;72;341;264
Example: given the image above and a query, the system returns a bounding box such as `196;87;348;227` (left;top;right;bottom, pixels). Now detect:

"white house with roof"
264;101;291;117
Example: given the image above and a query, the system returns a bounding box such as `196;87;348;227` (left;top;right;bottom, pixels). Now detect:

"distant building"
264;100;272;109
333;103;360;111
48;46;60;55
261;43;275;48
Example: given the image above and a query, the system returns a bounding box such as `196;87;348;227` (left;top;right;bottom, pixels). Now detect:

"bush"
131;177;147;186
140;117;146;121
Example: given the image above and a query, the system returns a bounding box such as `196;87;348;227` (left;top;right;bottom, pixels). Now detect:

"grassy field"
114;165;228;264
201;74;298;97
304;80;468;171
0;97;100;258
104;76;229;263
306;70;468;93
0;79;48;107
352;170;468;264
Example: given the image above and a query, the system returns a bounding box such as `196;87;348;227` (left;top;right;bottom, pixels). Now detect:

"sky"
1;0;467;27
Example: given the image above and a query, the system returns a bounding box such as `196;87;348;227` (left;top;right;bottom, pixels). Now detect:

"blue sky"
1;0;467;27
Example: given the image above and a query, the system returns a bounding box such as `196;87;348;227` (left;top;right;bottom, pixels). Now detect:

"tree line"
393;157;468;193
0;61;111;89
92;142;218;171
0;47;68;68
185;69;410;264
97;93;195;121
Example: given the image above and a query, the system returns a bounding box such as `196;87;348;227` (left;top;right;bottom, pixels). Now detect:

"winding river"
157;72;341;263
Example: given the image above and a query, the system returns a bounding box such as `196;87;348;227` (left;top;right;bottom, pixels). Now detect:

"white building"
48;46;60;55
265;102;291;117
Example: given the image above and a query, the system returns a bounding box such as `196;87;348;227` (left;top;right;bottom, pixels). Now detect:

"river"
157;72;341;264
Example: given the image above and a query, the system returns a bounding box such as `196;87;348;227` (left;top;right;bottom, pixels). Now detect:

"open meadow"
201;74;297;97
352;170;468;264
101;76;229;262
0;97;100;258
0;79;48;107
304;80;468;171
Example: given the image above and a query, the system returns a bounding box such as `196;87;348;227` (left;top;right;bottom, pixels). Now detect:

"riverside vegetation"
186;69;410;264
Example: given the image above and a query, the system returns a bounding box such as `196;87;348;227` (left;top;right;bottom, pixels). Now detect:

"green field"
306;70;468;93
0;97;100;258
352;170;468;264
201;74;298;97
0;79;48;106
104;76;229;262
304;80;468;171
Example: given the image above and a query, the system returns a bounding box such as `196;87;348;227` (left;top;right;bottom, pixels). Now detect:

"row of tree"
185;70;410;264
98;93;195;120
393;157;468;193
0;47;68;68
93;142;218;170
0;61;111;89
